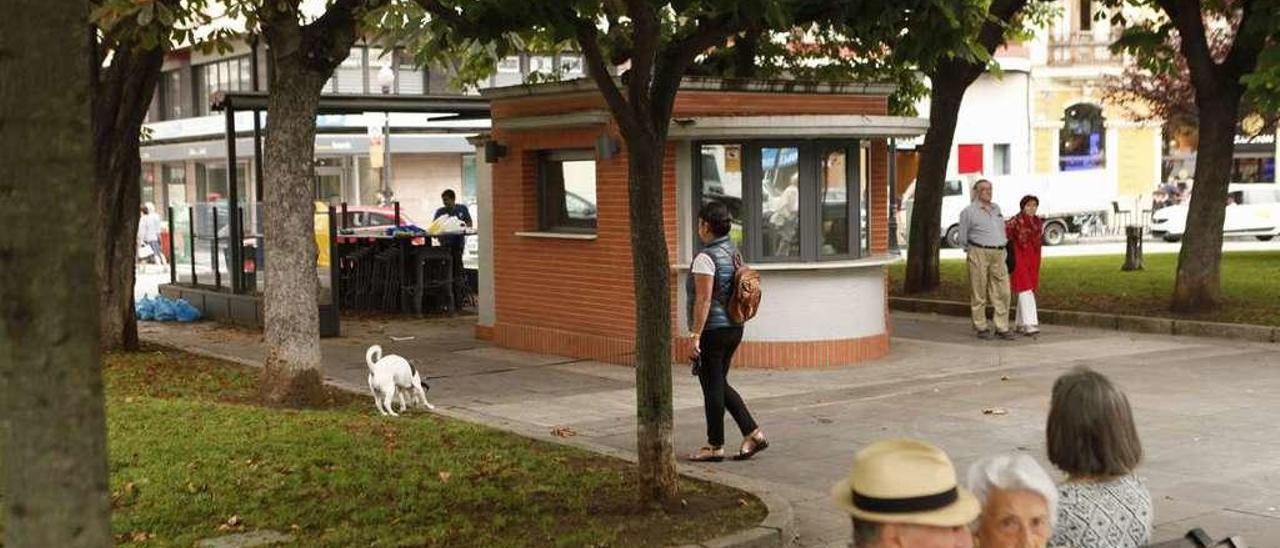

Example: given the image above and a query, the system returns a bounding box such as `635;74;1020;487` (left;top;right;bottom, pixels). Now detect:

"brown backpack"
727;253;761;324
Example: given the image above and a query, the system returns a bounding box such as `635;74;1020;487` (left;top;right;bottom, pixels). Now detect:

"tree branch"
1159;0;1221;92
649;14;736;134
413;0;479;36
625;0;658;128
1224;0;1265;79
976;0;1031;52
573;15;643;141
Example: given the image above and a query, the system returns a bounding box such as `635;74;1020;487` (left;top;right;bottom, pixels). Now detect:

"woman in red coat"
1006;195;1043;335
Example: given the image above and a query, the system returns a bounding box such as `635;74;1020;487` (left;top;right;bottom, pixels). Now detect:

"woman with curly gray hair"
966;453;1057;548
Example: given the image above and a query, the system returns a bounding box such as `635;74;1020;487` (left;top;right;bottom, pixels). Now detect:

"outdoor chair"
1143;528;1247;548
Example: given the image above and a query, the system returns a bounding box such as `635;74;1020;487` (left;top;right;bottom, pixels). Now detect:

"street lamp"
376;64;395;205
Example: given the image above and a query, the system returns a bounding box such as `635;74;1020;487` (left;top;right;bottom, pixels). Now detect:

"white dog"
365;345;434;416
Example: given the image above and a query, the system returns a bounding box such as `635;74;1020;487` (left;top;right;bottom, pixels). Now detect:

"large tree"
90;0;220;351
1107;0;1280;312
234;0;388;406
902;0;1047;294
1;0;112;545
389;0;794;506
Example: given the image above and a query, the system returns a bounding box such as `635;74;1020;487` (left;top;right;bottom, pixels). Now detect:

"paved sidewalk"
140;313;1280;547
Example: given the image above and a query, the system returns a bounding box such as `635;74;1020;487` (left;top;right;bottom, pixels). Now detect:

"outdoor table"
333;229;475;314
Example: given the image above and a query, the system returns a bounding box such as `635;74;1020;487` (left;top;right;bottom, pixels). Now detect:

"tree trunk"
258;51;331;407
1171;94;1240;312
94;43;164;351
904;78;968;293
628;138;679;506
0;2;113;545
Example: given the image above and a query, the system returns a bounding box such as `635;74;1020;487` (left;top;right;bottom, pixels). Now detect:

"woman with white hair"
966;453;1057;548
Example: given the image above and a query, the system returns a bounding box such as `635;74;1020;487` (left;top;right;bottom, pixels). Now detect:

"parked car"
212;203;417;275
1150;183;1280;242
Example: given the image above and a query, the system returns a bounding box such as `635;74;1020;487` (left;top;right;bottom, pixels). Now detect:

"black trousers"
697;326;757;447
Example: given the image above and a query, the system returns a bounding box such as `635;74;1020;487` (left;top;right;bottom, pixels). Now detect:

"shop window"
538;150;597;233
194;57;251;116
695;140;863;262
699;144;744;247
1232;157;1275;183
1060;103;1106;171
163;164;187;210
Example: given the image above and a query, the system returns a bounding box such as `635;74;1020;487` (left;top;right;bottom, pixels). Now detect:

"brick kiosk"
473;78;927;368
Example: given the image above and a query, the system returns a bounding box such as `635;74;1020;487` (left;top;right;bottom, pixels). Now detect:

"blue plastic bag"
135;295;156;321
173;298;201;322
153;297;177;321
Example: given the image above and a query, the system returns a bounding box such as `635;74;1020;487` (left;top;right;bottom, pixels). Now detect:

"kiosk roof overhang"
212;91;491;119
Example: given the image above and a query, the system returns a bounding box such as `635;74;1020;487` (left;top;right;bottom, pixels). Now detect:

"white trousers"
1015;290;1039;331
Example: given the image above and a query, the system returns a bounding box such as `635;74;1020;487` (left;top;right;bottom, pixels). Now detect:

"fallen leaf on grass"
550;426;577;437
738;498;750;507
129;531;154;543
982;407;1009;416
438;471;452;483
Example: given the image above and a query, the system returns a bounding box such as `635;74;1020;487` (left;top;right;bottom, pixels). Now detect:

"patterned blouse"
1049;475;1152;548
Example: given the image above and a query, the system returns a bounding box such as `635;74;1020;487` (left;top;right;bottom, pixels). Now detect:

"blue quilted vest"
686;236;737;333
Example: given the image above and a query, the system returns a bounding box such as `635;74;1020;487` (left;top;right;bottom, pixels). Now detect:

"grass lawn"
889;251;1280;326
1;348;765;547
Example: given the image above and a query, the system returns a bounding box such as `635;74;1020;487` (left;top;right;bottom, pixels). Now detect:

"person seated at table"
434;189;472;308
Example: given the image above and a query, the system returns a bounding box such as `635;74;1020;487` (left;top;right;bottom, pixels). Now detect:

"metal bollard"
1122;225;1144;271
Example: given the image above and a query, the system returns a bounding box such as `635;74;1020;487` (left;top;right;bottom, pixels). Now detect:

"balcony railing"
1047;30;1124;66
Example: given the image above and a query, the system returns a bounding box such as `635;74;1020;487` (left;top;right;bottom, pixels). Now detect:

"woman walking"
1006;195;1043;335
686;202;766;462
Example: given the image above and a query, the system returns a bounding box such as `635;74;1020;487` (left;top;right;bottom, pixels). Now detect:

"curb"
889;297;1278;343
139;336;795;548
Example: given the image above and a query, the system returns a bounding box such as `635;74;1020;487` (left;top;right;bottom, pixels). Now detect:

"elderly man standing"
958;179;1013;340
832;439;980;548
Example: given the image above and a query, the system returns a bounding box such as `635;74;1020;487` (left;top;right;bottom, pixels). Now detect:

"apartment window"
1079;0;1093;32
194;57;251;116
330;47;366;94
1060;103;1106;171
993;144;1012;175
695;140;863;262
492;55;522;87
159;69;184;120
538;150;597;233
527;55;555;79
557;54;584;77
395;49;426;95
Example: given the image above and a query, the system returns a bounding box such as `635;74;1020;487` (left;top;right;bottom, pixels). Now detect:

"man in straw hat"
832;439;979;547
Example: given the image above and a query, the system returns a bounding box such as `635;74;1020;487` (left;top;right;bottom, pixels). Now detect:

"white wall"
950;71;1033;177
390;154;463;224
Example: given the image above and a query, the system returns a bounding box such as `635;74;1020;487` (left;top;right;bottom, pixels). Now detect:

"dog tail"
365;345;382;372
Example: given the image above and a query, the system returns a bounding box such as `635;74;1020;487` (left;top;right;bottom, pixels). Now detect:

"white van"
1150;183;1280;242
902;170;1113;247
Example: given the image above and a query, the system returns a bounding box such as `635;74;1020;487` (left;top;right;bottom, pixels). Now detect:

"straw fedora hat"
831;439;980;527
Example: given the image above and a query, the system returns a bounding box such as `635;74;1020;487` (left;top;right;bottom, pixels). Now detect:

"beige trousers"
966;247;1011;332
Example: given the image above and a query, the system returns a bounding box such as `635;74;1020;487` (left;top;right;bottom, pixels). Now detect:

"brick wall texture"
480;88;893;368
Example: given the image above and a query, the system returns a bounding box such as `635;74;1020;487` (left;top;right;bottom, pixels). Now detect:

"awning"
212;91;490;120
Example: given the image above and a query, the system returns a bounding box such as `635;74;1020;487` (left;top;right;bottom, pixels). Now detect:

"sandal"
734;430;769;461
687;446;725;462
